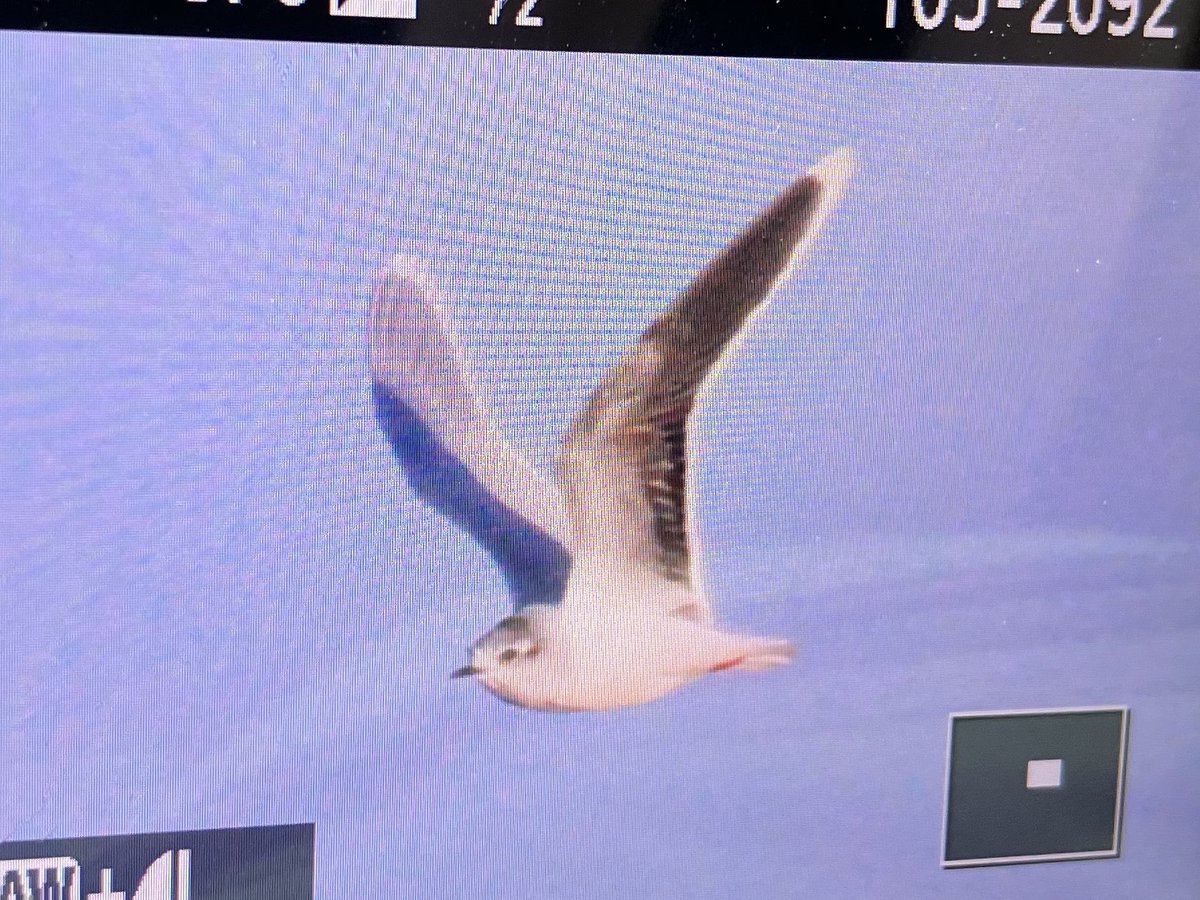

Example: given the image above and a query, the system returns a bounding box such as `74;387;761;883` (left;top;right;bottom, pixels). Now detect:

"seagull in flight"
369;150;854;711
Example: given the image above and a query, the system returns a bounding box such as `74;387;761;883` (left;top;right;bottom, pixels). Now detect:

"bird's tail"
708;634;795;673
734;637;795;671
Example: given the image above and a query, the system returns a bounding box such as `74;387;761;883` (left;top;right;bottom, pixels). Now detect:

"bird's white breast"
516;566;708;709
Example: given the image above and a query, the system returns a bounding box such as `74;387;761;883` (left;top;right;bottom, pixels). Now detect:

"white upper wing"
369;256;574;606
555;150;855;618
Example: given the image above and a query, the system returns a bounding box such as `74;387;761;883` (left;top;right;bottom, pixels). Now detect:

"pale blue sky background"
2;34;1199;898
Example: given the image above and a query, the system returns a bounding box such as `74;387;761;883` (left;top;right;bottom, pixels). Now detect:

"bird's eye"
498;648;519;663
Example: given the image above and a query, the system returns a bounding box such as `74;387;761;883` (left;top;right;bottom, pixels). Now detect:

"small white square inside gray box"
1026;758;1064;789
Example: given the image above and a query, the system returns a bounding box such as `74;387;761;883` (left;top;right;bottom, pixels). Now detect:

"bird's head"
451;610;553;703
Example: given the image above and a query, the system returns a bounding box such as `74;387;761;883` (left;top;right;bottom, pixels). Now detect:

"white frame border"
940;705;1130;869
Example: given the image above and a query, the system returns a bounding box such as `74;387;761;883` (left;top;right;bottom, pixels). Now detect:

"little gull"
369;149;854;711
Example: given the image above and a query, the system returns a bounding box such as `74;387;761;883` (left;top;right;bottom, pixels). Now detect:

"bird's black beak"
450;664;480;680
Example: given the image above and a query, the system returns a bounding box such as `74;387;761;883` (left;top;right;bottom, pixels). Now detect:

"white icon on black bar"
330;0;416;19
488;0;543;26
1;850;190;900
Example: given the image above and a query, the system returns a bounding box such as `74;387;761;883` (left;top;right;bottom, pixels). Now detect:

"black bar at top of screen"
2;0;1199;70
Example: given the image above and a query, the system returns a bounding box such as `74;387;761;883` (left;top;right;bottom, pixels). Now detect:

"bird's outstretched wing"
556;150;855;618
370;256;573;608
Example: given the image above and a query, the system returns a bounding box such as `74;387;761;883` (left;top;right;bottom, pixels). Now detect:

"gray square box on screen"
942;707;1129;868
